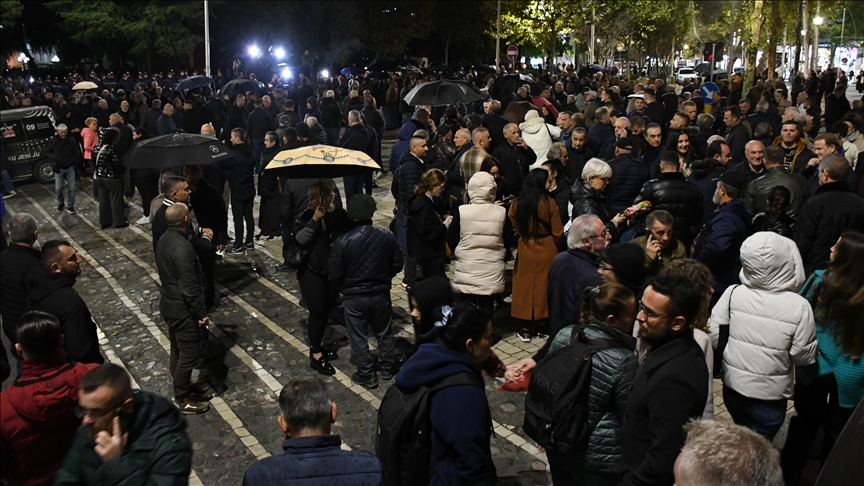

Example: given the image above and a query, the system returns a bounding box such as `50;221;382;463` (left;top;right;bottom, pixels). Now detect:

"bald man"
733;140;766;185
155;202;211;412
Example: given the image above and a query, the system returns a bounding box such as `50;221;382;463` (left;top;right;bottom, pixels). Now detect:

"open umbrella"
124;133;232;169
340;66;365;76
72;81;99;90
264;145;380;179
176;75;213;92
493;74;537;99
503;100;540;124
531;95;559;118
367;58;401;72
403;79;485;107
218;79;259;99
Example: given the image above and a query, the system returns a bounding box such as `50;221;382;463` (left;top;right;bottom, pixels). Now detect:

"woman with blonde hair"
406;168;451;288
82;117;99;168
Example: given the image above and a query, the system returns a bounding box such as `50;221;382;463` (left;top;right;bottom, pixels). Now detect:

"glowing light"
248;45;261;58
320;70;329;78
51;55;60;63
281;67;292;79
813;16;824;26
274;47;285;59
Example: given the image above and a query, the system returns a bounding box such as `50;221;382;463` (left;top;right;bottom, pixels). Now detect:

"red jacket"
0;350;98;486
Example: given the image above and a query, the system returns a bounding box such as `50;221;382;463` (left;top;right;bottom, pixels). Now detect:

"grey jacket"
549;318;638;471
744;166;810;219
155;227;206;321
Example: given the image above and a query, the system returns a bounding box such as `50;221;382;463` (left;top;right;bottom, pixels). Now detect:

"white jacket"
709;232;817;400
519;111;561;167
452;172;507;296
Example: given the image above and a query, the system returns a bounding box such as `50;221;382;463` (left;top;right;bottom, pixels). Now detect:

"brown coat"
508;197;563;320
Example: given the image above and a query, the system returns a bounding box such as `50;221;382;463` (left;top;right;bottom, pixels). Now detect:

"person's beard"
712;188;722;205
637;322;676;350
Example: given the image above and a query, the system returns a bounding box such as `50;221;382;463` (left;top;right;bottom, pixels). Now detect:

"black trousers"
201;250;216;308
129;169;160;217
165;315;199;400
298;269;338;355
97;176;126;227
230;188;255;246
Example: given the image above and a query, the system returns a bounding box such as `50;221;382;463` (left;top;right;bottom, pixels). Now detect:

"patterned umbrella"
176;75;213;91
263;145;380;178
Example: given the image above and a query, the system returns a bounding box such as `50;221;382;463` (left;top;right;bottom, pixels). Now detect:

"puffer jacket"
389;123;416;173
548;318;638;472
93;127;123;178
692;198;751;294
708;231;817;400
634;172;705;246
329;222;403;298
606;154;650;215
519;111;560;165
396;151;426;209
451;172;507;296
570;179;617;236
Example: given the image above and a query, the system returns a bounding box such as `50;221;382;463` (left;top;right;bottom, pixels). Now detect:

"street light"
273;47;285;59
248;45;261;58
320;69;329;78
281;67;291;79
813;16;824;25
51;55;60;63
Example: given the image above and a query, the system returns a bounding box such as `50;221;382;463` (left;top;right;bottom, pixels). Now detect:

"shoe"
226;246;246;255
310;355;336;376
516;330;532;343
4;191;15;199
174;397;210;414
372;182;380;188
135;215;150;225
267;234;277;240
66;207;77;215
400;282;411;292
255;233;263;240
58;203;65;212
322;349;339;361
244;242;255;250
190;383;216;400
351;372;378;390
380;368;396;381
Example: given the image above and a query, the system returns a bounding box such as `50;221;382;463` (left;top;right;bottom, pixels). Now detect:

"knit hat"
346;194;376;221
295;121;311;138
602;244;647;298
406;275;453;346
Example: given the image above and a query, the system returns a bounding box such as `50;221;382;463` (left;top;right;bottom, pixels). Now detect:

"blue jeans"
723;386;787;442
54;167;76;208
324;128;341;146
1;170;14;194
343;175;365;202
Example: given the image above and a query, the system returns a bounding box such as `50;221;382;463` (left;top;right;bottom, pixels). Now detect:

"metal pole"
803;0;810;72
590;8;596;63
711;43;716;81
496;0;501;72
841;7;846;47
812;0;821;71
204;0;211;78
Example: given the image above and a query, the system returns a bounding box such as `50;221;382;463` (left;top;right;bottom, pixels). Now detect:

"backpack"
376;371;484;486
523;331;625;453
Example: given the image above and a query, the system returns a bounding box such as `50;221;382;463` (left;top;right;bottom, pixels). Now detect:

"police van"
1;106;59;184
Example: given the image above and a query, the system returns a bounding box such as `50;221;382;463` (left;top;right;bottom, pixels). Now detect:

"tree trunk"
743;0;765;94
794;2;803;74
444;32;450;66
767;0;780;79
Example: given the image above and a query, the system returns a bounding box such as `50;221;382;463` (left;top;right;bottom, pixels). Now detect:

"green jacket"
630;235;686;276
53;391;192;486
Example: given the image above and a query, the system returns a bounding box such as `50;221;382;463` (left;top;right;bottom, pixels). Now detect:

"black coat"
279;178;342;225
25;267;104;364
151;201;214;255
223;104;248;142
47;135;83;170
563;147;595;184
606;153;650;214
190;180;229;246
318;98;342;129
294;208;353;277
482;114;509;151
634;172;705;246
724;123;750;166
0;245;42;342
154;227;207;321
492;142;537;198
571;179;617;236
587;122;614;155
616;335;709;486
339;124;369;153
407;193;448;259
396;152;427;208
246;107;273;139
217;143;255;191
329;222;403;298
144;108;162;138
794;181;864;274
688;163;726;223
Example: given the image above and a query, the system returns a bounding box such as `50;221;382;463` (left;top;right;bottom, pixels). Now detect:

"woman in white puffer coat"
519;110;561;168
709;231;817;441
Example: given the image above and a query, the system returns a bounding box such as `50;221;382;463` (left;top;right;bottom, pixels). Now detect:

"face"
237;96;246;107
712;182;725;205
120;101;129;111
636;286;681;346
830;237;842;262
412;140;429;157
51;245;82;277
781;124;800;144
723;111;738;127
541;166;555;189
409;296;421;325
431;182;445;197
745;143;764;167
683;105;696;121
264;137;276;149
635;99;645;110
646;127;662;148
505;126;520;145
263;96;271;107
813;140;833;160
571;131;586;151
589;176;609;191
557;113;572;129
609;296;638;334
488;165;500;180
677;134;690;154
170;181;191;203
598;259;617;283
614;119;630;138
78;386;130;440
454;130;469;147
466;321;494;364
58;130;68;139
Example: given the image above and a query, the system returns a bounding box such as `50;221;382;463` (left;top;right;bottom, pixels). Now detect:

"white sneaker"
135;216;150;225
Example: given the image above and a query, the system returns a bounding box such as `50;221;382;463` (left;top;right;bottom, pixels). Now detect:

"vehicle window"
1;119;24;141
21;115;56;140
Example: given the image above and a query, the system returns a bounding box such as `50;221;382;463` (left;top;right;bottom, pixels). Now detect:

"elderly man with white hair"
46;123;83;214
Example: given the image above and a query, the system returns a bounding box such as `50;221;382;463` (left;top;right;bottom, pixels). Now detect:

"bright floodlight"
51;55;60;63
320;69;329;78
281;67;291;79
248;45;261;57
813;16;824;25
274;47;285;59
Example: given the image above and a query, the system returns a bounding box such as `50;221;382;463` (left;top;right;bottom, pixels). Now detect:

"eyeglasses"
590;229;612;239
74;399;125;419
638;301;672;320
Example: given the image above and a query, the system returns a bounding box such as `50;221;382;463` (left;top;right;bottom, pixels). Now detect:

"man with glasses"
54;363;193;484
615;275;710;486
0;311;99;486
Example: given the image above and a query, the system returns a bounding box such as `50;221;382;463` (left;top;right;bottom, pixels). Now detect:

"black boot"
309;353;335;376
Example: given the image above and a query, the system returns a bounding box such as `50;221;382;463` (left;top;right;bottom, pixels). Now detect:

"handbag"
284;218;312;271
713;285;739;376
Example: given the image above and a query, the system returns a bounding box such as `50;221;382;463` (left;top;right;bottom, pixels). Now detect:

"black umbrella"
403;79;485;107
427;64;453;74
493;74;538;101
341;66;365;76
125;133;232;169
176;75;213;92
367;58;401;72
218;79;259;99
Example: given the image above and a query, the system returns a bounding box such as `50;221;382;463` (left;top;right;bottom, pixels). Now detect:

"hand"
94;416;128;463
612;214;626;226
645;234;662;260
216;244;225;252
505;358;537;382
198;317;210;327
201;228;213;239
807;157;819;168
444;215;453;227
312;206;326;221
494;200;504;206
535;443;546;454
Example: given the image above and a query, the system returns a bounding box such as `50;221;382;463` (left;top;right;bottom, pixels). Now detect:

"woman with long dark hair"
781;231;864;484
665;131;692;177
541;158;572;229
751;185;794;237
294;182;353;375
406;168;451;287
508;168;564;341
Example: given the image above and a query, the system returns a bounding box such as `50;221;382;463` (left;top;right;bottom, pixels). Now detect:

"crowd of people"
1;60;864;486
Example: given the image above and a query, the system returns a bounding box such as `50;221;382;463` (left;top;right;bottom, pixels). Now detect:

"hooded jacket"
709;231;817;400
692;198;751;294
53;391;192;486
548;318;638;472
407;193;448;259
449;172;508;296
519;111;561;165
406;276;453;346
0;350;98;486
395;343;495;486
389;123;417;173
25;267;104;365
218;142;255;191
93;127;124;178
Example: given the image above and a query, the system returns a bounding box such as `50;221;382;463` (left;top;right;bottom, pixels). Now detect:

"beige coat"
452;172;507;296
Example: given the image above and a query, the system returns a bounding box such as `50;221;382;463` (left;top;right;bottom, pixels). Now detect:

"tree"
0;0;23;30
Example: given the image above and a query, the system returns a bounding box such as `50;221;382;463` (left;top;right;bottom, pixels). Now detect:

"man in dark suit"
616;274;710;486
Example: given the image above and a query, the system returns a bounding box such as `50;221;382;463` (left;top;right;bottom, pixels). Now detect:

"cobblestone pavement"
1;128;822;485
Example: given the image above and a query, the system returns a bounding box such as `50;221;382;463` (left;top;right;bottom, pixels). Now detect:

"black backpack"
376;371;484;486
523;331;625;453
